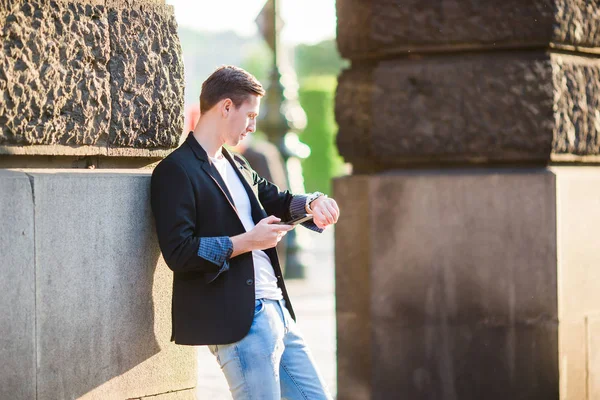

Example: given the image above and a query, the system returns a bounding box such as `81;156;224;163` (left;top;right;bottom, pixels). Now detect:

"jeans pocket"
254;299;266;316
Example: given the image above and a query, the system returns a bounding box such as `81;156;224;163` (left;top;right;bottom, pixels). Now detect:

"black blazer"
150;132;296;345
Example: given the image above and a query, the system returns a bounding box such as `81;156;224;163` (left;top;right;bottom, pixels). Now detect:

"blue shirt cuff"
198;236;233;283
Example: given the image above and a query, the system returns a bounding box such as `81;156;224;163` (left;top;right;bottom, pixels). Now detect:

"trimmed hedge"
298;76;345;195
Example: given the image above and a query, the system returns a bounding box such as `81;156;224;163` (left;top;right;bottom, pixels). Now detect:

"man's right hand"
230;216;293;258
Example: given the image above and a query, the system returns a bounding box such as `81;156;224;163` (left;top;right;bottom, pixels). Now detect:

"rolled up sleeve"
198;236;234;283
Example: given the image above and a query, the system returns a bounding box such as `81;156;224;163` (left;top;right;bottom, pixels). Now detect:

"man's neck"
192;118;224;159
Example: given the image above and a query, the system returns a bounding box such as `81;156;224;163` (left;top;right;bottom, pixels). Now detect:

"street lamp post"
256;0;309;279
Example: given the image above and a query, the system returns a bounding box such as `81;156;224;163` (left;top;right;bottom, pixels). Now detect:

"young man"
151;66;339;399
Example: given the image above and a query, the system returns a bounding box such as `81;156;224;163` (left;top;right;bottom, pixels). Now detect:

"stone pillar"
334;1;600;399
0;0;184;168
0;1;194;399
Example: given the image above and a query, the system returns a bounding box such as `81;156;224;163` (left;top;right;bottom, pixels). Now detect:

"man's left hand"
309;196;340;230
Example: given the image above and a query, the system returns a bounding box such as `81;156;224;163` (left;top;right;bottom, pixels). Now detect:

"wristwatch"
305;192;326;213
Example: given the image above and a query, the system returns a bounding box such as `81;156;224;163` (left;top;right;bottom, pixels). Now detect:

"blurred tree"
298;76;345;195
177;27;266;105
294;39;349;81
294;39;347;194
240;42;273;84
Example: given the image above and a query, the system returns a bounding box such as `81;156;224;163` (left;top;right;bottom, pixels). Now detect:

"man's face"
223;95;260;147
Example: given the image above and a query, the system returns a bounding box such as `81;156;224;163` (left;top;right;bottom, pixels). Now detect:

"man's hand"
230;216;293;257
309;196;340;230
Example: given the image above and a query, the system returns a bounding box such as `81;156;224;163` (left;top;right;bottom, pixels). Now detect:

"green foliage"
294;40;348;81
298;76;345;195
240;42;273;84
294;40;347;195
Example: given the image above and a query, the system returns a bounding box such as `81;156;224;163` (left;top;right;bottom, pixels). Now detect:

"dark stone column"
334;1;600;399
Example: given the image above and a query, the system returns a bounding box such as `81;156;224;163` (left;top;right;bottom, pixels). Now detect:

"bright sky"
165;0;337;45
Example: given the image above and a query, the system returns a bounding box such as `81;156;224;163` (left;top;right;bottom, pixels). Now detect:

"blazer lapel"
200;161;238;214
223;148;267;223
185;132;239;216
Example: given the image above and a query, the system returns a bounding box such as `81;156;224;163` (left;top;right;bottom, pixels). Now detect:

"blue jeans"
207;298;332;400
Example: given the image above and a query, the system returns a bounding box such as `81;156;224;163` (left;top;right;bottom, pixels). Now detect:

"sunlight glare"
166;0;336;44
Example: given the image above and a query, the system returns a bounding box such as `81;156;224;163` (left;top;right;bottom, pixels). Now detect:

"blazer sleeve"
150;159;223;274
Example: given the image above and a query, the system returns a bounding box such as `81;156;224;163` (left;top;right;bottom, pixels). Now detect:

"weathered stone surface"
0;0;184;156
369;171;557;326
336;52;600;171
0;1;111;146
372;322;558;400
0;170;35;400
334;171;561;399
337;0;600;59
334;176;372;400
553;167;600;400
335;66;378;172
27;171;195;399
559;320;587;400
107;2;184;148
553;56;600;157
555;167;600;321
587;316;600;400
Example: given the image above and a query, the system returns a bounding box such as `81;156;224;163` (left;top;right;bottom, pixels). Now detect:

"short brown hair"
199;66;265;114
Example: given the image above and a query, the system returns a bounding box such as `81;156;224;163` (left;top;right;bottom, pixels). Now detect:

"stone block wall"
334;1;600;399
0;170;196;400
335;0;600;172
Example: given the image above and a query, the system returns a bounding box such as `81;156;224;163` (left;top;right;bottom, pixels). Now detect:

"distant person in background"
151;65;339;399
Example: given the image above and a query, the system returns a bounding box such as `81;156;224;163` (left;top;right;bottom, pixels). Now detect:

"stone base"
130;388;196;400
0;154;163;169
334;167;600;400
0;171;35;400
0;170;196;400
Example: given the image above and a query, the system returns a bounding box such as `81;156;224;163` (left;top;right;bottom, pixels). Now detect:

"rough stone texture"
0;1;111;146
553;0;600;50
0;0;184;157
0;170;35;400
336;52;600;171
334;170;560;399
553;55;600;156
6;171;196;399
107;2;184;148
554;167;600;400
337;0;600;59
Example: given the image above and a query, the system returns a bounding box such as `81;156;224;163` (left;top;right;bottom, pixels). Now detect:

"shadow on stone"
28;172;184;399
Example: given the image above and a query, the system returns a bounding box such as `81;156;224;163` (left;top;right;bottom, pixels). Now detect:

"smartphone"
278;214;313;226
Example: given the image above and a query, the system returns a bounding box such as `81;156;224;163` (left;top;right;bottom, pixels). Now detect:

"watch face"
310;192;323;201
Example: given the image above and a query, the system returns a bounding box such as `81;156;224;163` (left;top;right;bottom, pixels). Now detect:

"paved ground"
196;228;337;399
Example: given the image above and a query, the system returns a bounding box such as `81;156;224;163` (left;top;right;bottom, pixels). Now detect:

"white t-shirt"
209;153;283;300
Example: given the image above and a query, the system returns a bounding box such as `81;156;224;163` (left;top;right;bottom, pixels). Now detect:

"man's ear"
221;99;233;118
